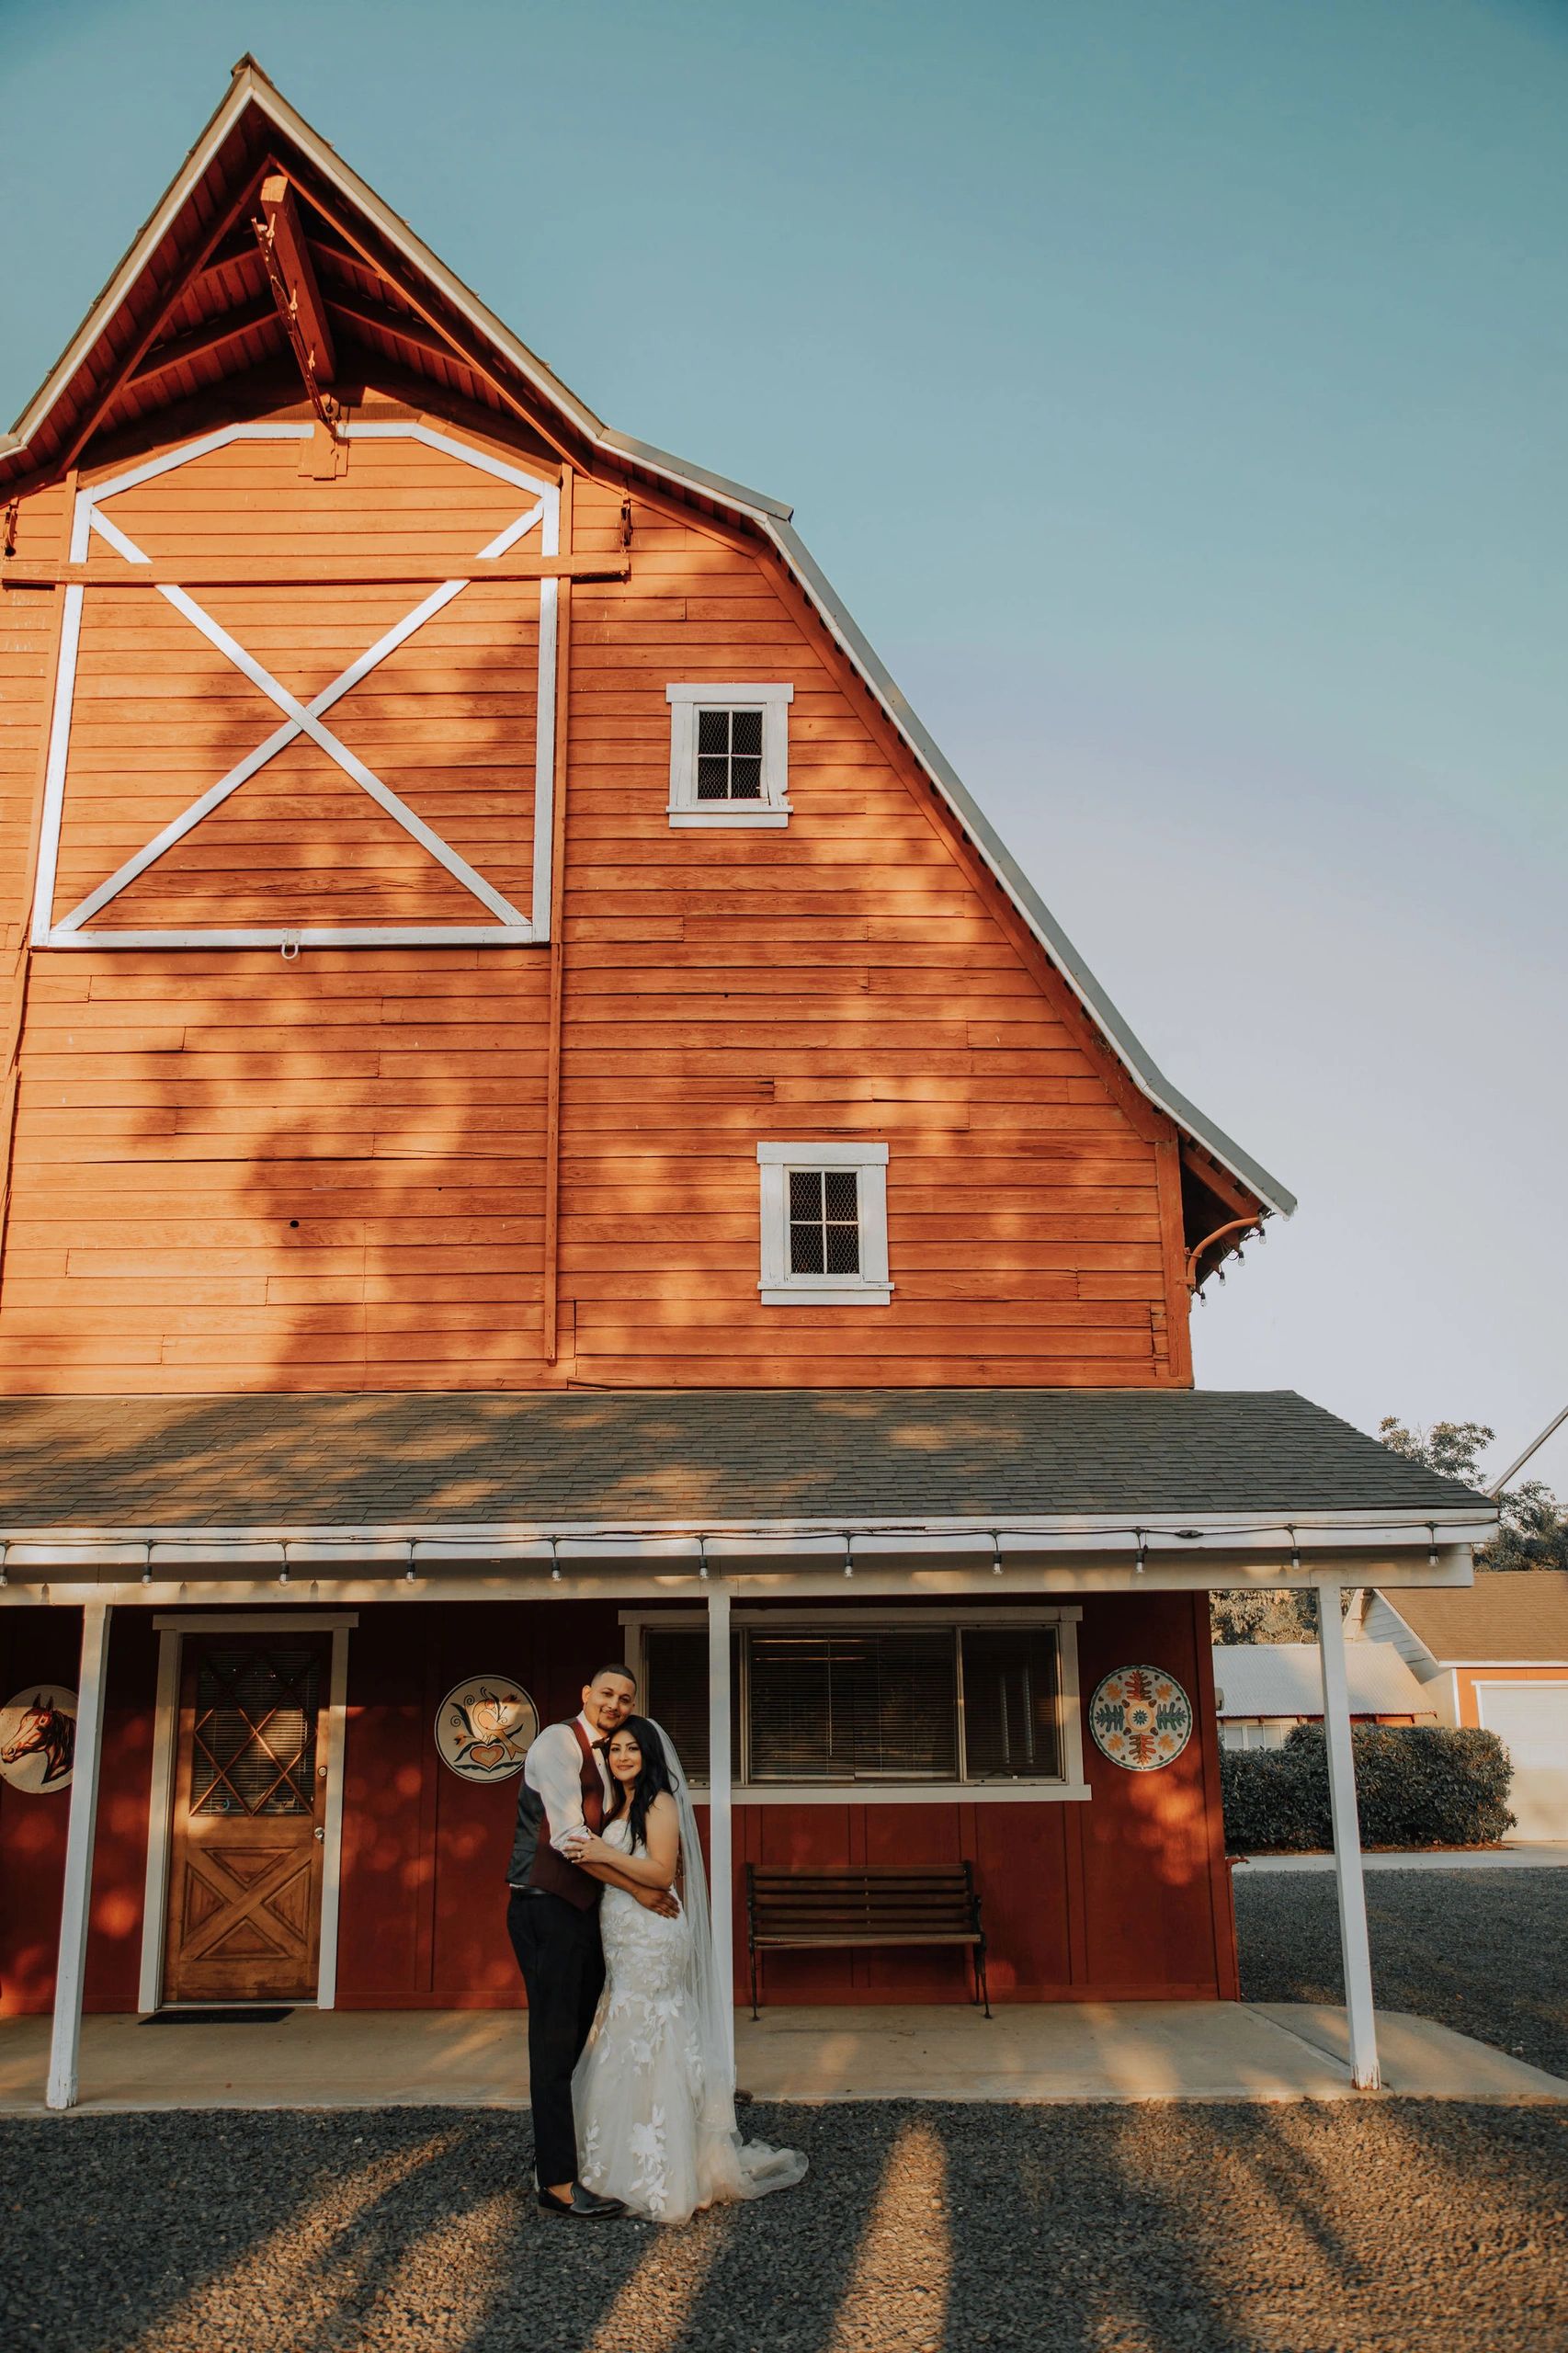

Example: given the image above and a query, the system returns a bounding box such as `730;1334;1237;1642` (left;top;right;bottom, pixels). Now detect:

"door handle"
313;1826;325;1842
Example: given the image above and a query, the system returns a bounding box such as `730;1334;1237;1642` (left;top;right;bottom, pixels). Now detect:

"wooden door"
163;1634;330;2004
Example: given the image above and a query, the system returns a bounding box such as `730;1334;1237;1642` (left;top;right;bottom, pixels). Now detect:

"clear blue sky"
3;0;1565;1488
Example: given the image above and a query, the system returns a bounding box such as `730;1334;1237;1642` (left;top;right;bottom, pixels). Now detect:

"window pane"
824;1222;860;1273
823;1170;858;1220
191;1646;319;1816
729;757;763;800
960;1628;1062;1779
697;709;731;754
746;1630;958;1781
642;1629;739;1784
697;756;730;801
790;1222;825;1273
789;1170;822;1218
731;709;763;755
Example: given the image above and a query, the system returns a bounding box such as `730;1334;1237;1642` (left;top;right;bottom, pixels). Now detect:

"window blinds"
746;1629;958;1781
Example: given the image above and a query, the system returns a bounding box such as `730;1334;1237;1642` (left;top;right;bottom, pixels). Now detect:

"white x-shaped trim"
30;422;559;950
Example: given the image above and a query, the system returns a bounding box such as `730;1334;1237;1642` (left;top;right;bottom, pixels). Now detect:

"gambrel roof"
0;57;1294;1220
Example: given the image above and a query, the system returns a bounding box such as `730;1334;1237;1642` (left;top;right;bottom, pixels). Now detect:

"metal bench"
744;1862;991;2018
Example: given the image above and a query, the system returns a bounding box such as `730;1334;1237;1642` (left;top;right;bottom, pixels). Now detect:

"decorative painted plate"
0;1685;78;1793
1088;1665;1193;1772
435;1678;539;1781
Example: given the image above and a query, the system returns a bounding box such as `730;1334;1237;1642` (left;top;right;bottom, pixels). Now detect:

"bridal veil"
648;1716;808;2207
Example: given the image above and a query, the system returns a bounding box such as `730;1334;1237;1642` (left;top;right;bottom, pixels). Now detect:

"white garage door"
1476;1685;1568;1841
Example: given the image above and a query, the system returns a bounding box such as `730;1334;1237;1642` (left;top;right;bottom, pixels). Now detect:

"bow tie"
593;1738;610;1753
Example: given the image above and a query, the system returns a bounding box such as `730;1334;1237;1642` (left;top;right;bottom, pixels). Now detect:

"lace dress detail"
572;1815;807;2224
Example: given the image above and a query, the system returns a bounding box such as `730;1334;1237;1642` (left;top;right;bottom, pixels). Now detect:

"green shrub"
1221;1724;1514;1853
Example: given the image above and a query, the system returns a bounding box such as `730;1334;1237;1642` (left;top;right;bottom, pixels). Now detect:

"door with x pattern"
164;1633;331;2004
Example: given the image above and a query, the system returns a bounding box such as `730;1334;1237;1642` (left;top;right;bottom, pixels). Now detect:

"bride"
562;1714;807;2225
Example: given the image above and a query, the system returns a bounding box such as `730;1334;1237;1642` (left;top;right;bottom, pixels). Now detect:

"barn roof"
0;58;1294;1221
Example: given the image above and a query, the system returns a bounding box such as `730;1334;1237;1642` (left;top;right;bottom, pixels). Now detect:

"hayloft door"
163;1634;330;2004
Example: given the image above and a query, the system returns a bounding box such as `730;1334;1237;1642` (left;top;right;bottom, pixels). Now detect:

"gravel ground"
3;2102;1566;2353
1235;1867;1568;2079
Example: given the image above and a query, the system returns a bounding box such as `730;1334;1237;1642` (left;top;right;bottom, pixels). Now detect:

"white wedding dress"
572;1808;807;2225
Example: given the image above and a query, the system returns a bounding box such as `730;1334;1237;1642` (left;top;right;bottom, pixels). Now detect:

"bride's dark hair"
607;1713;680;1852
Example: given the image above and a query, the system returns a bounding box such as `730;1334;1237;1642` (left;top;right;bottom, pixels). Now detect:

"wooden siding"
0;1595;1235;2013
0;385;1191;1392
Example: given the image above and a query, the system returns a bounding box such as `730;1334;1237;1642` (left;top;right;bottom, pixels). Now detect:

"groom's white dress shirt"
525;1711;614;1856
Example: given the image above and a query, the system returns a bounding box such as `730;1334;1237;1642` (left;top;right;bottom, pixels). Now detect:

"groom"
507;1660;678;2221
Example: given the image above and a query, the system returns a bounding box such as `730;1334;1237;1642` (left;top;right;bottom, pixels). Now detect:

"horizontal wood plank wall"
555;473;1179;1388
0;386;1188;1392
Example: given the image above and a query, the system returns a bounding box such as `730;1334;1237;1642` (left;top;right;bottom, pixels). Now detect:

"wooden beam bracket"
254;172;339;435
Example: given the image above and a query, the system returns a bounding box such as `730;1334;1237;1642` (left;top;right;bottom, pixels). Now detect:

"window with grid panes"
666;683;792;826
789;1167;861;1276
696;707;765;801
756;1142;890;1303
639;1620;1065;1787
190;1645;320;1815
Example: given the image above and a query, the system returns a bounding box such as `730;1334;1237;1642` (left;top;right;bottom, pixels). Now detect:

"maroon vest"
528;1719;608;1910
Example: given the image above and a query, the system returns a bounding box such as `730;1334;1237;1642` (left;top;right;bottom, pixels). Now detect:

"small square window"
757;1142;891;1305
696;706;765;801
667;684;792;826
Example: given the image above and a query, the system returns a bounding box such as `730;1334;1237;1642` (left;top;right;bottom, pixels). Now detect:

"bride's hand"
562;1830;604;1864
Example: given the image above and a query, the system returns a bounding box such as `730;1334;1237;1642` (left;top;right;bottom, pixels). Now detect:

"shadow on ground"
3;2100;1565;2353
1234;1866;1568;2079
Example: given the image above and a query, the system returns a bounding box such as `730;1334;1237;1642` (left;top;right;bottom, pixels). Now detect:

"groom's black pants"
507;1888;605;2189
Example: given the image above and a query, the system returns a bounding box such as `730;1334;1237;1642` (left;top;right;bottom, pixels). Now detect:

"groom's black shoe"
538;2184;626;2221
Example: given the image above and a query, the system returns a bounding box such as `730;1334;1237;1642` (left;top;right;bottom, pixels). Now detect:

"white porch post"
707;1584;735;2077
47;1599;111;2111
1316;1581;1380;2089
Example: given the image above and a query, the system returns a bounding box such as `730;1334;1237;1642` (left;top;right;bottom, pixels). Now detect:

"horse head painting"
1;1692;76;1789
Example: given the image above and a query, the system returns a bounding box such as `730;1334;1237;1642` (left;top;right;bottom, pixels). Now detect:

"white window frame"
757;1139;891;1306
620;1605;1088;1802
665;682;793;826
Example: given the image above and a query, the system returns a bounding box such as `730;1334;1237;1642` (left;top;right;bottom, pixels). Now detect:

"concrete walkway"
1240;1843;1568;1872
2;2001;1562;2115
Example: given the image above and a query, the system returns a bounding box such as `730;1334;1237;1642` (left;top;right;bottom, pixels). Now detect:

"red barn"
0;63;1493;2103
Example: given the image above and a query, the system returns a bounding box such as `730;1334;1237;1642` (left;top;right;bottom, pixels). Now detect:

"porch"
0;1387;1500;2108
1;1998;1562;2113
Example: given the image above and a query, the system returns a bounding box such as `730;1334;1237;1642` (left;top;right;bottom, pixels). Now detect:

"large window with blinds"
639;1618;1065;1788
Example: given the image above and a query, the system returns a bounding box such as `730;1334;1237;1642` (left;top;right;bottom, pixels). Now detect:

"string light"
550;1535;562;1584
698;1537;709;1582
1289;1526;1301;1575
991;1531;1004;1577
843;1536;854;1580
1134;1529;1147;1574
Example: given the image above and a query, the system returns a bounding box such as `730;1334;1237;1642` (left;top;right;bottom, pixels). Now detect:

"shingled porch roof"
0;1388;1492;1535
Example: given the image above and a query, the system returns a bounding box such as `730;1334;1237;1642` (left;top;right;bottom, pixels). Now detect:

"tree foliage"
1209;1587;1316;1644
1378;1416;1568;1573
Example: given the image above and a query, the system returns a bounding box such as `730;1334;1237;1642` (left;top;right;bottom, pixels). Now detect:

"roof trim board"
1;58;1295;1217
